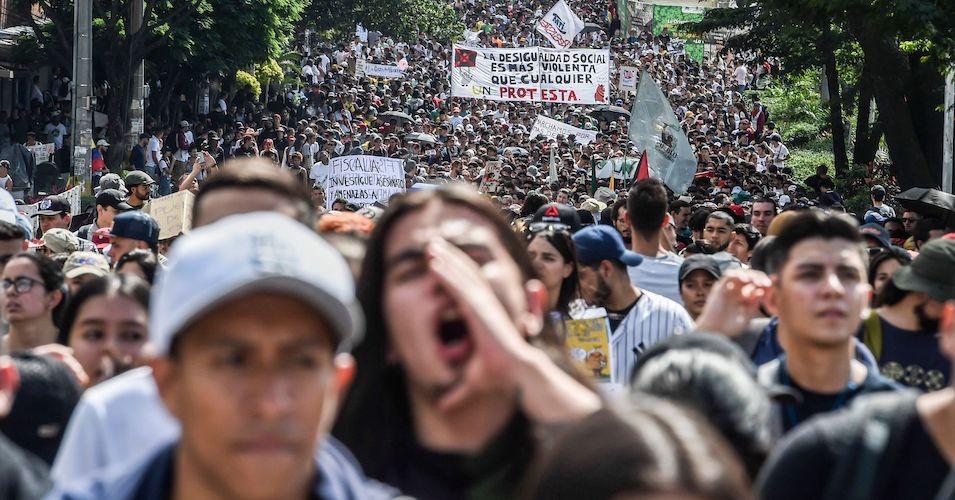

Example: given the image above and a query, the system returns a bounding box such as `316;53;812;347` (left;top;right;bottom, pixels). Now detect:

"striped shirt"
610;290;694;384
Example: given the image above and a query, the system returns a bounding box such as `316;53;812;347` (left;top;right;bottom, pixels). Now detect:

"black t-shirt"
775;358;900;433
605;295;641;333
757;395;950;500
383;414;534;500
877;317;951;392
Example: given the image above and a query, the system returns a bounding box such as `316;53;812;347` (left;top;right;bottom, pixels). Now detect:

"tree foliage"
12;0;307;167
688;0;955;189
303;0;463;43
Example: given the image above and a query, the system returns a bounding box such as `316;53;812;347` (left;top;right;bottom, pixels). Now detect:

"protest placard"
142;190;194;240
450;45;610;104
357;57;405;79
61;185;82;215
536;0;584;49
595;156;640;180
618;65;639;92
325;155;405;208
530;115;597;144
26;143;55;164
563;315;614;383
479;160;502;194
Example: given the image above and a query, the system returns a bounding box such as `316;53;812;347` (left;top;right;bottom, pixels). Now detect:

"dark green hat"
892;239;955;301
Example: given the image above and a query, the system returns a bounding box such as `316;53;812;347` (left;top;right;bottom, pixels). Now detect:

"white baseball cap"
150;212;362;355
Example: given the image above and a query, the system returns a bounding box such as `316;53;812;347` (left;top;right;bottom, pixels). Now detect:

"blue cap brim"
621;250;644;267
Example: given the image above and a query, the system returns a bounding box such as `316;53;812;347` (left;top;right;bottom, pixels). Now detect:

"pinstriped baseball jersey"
610;289;693;384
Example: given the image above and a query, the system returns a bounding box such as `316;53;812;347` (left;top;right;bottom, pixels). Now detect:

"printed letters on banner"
325;155;406;208
530;115;597;144
536;0;584;49
450;44;610;104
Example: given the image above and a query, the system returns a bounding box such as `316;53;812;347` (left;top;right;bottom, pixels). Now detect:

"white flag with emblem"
536;0;584;49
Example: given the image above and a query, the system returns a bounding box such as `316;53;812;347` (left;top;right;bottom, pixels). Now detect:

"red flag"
636;150;650;181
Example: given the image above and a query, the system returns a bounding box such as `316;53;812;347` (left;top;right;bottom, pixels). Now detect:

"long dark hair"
527;228;579;316
333;185;590;481
58;274;151;348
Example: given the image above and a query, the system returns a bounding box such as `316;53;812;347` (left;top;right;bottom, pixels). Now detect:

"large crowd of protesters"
1;0;955;499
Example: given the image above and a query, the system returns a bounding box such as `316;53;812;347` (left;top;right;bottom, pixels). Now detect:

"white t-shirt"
734;65;748;85
773;143;790;168
627;252;685;306
50;367;179;486
44;122;67;149
145;136;162;168
309;162;330;187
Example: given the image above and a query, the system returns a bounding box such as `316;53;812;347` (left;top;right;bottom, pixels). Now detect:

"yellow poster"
564;316;613;382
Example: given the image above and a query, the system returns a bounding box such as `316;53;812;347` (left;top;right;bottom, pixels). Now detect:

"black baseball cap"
678;254;723;284
532;203;582;233
111;211;160;246
36;195;70;216
95;189;134;211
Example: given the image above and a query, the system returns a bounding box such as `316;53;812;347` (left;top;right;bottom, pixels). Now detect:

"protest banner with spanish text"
325;155;406;208
530;115;597;144
451;45;610;104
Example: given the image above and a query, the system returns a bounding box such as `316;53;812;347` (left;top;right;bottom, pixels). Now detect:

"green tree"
303;0;462;43
13;0;306;170
690;0;955;189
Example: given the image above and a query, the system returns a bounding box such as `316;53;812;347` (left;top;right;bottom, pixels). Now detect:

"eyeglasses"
1;277;44;294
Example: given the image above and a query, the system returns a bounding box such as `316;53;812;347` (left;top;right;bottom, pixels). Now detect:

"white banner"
356;57;405;79
325;155;406;208
618;65;639;92
530;115;597;144
451;44;610;104
536;0;584;49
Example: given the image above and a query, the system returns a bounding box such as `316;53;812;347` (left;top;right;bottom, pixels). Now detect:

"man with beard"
702;211;735;251
573;225;693;384
867;239;955;391
123;171;154;210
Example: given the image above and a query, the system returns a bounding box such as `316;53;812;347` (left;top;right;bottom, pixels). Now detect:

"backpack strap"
821;390;920;500
861;310;883;361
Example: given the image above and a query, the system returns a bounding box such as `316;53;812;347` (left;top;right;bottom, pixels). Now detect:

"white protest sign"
530;115;597;144
27;143;55;164
361;61;405;79
19;203;38;233
142;190;194;240
618;65;639;92
325;155;405;208
451;44;610;104
61;185;82;215
480;160;502;194
536;0;584;49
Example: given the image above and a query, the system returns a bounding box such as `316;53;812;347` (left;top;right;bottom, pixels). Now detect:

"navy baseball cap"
572;225;643;267
110;211;160;246
860;223;890;249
